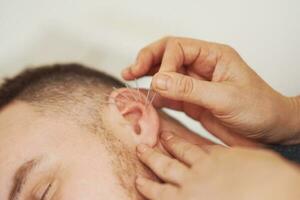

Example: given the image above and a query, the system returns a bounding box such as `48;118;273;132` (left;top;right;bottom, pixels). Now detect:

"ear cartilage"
112;83;153;106
113;86;136;101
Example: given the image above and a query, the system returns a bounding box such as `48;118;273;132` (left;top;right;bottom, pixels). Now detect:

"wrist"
283;96;300;144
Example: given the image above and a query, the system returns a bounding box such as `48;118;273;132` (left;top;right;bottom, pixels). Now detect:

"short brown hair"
0;63;125;111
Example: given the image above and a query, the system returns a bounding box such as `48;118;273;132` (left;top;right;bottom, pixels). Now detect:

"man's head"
0;64;165;200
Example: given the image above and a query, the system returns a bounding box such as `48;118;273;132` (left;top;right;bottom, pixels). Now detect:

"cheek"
58;152;130;200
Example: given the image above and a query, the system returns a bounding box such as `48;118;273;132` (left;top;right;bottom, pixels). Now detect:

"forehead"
0;101;107;163
0;101;83;150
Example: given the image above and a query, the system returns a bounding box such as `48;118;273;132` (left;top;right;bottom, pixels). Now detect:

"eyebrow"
9;159;40;200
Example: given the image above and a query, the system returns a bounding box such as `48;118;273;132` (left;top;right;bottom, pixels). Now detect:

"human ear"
109;88;160;147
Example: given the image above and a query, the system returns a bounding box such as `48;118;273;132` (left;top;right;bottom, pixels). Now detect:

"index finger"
161;131;208;166
122;37;169;80
137;144;188;185
123;36;223;80
158;37;221;79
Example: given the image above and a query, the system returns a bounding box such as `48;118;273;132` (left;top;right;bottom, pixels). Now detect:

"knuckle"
138;47;151;57
177;77;194;97
161;160;177;175
166;36;179;45
222;44;234;52
178;144;194;159
201;144;214;153
162;35;173;41
222;44;239;56
168;138;178;149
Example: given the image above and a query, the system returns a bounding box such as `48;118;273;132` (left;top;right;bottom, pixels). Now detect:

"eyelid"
34;182;51;199
32;178;58;200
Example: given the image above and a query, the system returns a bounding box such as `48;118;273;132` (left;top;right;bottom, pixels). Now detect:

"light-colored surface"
0;0;299;142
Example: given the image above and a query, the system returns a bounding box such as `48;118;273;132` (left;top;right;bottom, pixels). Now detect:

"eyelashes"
32;178;57;200
40;183;52;200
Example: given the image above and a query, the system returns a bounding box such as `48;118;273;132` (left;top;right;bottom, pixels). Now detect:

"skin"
0;87;231;200
0;102;131;200
122;36;300;144
135;132;300;200
122;36;300;199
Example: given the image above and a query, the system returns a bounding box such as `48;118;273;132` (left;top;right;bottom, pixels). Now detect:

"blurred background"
0;0;299;142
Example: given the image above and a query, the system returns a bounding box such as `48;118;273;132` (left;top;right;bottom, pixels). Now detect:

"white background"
0;0;299;142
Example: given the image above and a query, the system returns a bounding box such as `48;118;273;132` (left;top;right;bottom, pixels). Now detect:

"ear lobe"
111;88;160;147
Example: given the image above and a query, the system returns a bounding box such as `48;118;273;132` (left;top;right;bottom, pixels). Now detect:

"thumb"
151;72;230;111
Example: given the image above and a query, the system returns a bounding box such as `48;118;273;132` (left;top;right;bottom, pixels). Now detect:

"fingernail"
161;131;174;141
136;176;146;186
153;74;171;90
137;144;149;154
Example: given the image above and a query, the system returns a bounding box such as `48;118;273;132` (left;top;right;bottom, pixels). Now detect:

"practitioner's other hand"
136;131;300;200
123;36;300;144
150;91;260;148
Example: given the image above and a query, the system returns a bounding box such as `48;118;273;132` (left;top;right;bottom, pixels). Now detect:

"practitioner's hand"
136;131;300;200
123;36;300;144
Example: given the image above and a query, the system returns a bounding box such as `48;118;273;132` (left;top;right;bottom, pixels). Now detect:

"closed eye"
41;183;52;200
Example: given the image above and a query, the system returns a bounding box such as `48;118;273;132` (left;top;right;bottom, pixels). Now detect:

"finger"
161;131;208;166
159;37;221;80
122;37;169;80
137;144;188;184
123;37;223;80
139;89;183;110
151;72;231;111
158;111;213;146
158;38;184;72
122;64;161;80
198;111;261;147
141;89;210;123
136;176;178;200
141;88;206;124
